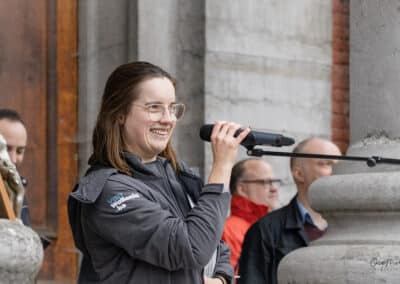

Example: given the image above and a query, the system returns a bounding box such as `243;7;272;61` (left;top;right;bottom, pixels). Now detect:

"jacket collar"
230;195;269;224
123;152;165;178
71;153;201;204
284;195;308;244
284;195;304;229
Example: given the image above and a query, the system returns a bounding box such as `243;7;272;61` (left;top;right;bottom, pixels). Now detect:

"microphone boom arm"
247;148;400;167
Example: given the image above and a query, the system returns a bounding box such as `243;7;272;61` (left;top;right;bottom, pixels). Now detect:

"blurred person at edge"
238;137;341;284
68;61;251;284
222;158;281;271
0;109;27;168
0;108;50;248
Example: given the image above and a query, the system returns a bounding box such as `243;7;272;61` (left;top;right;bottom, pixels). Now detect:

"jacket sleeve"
237;223;267;284
213;241;234;283
84;175;231;271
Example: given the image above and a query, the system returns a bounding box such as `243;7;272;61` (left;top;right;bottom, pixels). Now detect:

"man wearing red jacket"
222;158;281;270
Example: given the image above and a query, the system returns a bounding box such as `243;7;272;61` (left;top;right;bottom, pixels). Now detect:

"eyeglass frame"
239;178;283;187
131;102;185;121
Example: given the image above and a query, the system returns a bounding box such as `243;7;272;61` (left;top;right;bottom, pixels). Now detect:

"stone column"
78;0;137;176
204;0;332;202
278;1;400;283
0;220;43;283
137;0;205;174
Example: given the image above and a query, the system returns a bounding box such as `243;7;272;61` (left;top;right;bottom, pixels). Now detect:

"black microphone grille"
281;136;295;146
199;124;213;142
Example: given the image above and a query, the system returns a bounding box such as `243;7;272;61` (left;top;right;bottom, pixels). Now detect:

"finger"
225;122;241;138
218;122;231;137
213;121;232;142
235;127;251;143
210;121;226;140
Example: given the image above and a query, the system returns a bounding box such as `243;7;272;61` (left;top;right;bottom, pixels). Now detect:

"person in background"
222;158;281;270
0;108;50;248
68;61;251;284
0;109;29;222
238;137;341;284
0;109;27;169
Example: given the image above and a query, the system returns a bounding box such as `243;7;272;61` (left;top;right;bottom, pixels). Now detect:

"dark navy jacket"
238;197;308;284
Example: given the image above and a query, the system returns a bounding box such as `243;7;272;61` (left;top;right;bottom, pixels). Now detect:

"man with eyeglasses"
238;137;341;284
222;158;281;271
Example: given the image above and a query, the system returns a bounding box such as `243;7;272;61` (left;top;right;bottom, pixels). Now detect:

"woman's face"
121;77;177;162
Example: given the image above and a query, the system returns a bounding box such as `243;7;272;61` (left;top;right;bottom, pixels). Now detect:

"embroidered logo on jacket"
107;192;140;212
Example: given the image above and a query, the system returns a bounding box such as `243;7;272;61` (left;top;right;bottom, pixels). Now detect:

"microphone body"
199;124;295;147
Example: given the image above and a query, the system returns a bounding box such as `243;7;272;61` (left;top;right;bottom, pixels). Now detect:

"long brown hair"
90;61;180;175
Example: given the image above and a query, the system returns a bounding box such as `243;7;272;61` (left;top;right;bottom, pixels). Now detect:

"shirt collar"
296;197;313;225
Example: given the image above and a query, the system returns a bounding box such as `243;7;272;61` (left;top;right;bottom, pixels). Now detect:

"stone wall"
204;0;333;203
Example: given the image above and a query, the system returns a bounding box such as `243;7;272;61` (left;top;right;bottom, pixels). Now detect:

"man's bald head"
290;137;341;193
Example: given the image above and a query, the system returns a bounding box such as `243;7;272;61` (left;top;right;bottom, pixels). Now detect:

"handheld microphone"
199;124;295;147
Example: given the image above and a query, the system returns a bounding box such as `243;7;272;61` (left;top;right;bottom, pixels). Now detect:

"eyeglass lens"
145;103;185;121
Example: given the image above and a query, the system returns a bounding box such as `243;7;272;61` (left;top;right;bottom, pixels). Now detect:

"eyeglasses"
132;102;185;121
239;178;283;187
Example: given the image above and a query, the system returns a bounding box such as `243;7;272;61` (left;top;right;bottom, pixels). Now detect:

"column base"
278;244;400;284
0;219;43;283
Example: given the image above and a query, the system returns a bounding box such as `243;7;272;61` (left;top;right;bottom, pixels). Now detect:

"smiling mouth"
150;128;170;137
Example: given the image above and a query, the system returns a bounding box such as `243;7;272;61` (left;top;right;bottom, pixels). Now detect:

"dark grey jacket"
68;153;233;283
238;197;307;284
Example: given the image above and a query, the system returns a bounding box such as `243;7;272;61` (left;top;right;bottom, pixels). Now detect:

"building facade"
0;0;349;281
